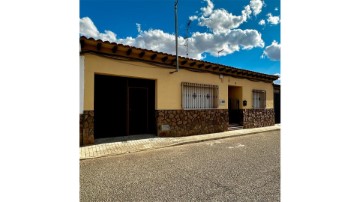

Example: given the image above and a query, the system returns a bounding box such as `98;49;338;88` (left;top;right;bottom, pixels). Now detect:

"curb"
166;128;280;148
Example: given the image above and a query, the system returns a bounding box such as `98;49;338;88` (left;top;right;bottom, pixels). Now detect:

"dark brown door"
129;87;149;134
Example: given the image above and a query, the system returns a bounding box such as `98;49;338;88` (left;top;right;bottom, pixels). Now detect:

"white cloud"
274;7;279;11
194;1;252;34
190;29;264;57
198;9;248;34
259;19;265;26
136;23;142;33
267;13;280;25
189;15;198;21
262;40;280;61
80;17;100;38
98;30;117;42
242;5;252;19
250;0;264;16
118;29;191;57
116;27;264;60
80;17;117;42
201;0;214;17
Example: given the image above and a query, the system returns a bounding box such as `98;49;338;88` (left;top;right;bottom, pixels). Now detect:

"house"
80;36;279;146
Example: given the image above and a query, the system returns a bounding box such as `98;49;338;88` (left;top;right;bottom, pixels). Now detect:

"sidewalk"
80;124;280;160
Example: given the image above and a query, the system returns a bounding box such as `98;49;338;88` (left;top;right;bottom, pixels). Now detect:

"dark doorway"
228;86;243;126
94;75;155;139
129;87;149;134
274;91;281;123
94;75;126;139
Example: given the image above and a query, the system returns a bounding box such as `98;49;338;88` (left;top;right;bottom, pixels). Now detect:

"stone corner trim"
242;108;275;129
80;110;94;146
155;109;228;137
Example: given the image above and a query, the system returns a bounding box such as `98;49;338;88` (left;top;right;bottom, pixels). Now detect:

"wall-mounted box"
160;124;171;131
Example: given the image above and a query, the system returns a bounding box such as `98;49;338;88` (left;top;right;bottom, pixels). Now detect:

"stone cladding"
156;109;228;137
242;109;275;129
80;110;94;146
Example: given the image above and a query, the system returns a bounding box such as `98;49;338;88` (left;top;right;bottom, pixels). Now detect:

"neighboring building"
80;37;279;146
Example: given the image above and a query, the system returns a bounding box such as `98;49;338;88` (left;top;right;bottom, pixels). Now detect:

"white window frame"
181;82;219;109
252;90;266;109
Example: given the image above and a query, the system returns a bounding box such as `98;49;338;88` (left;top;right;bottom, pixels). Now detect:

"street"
80;130;280;201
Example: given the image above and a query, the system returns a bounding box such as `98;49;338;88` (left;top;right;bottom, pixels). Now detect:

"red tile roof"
80;36;279;83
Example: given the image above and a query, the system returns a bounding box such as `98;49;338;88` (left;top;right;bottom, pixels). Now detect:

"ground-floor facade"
80;37;278;146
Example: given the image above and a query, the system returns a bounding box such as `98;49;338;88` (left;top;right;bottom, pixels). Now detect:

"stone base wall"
242;109;275;129
156;109;228;137
80;110;94;146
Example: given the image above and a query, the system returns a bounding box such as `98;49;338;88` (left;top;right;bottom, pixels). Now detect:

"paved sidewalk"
80;124;280;160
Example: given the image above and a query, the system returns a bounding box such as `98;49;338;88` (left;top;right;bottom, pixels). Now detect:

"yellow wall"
226;77;274;109
83;54;274;110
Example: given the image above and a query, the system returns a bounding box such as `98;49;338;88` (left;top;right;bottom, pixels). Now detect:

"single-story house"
80;36;279;146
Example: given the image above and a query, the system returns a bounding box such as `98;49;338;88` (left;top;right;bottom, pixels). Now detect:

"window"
253;90;266;109
182;82;219;109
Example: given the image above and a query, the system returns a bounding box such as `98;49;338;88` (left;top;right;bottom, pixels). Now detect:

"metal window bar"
252;90;266;109
182;82;219;109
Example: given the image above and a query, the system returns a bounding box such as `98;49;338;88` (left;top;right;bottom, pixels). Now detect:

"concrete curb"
80;125;280;160
166;128;280;148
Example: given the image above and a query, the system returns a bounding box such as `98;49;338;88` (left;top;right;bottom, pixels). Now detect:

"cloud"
136;23;142;33
193;0;252;34
80;17;100;38
198;8;249;34
267;13;280;25
115;27;264;59
250;0;264;16
190;29;264;57
80;17;117;42
259;19;265;26
201;0;214;17
262;40;280;61
242;5;252;19
189;15;198;21
118;29;193;57
274;7;279;11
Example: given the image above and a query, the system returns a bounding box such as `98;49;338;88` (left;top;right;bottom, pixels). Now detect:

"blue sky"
80;0;280;83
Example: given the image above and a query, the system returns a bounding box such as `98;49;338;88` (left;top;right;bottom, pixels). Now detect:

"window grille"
181;82;219;109
252;90;266;109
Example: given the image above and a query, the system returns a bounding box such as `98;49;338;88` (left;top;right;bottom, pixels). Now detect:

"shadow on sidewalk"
93;134;158;145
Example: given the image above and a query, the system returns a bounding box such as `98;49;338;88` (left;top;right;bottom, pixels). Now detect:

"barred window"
253;90;266;109
181;82;219;109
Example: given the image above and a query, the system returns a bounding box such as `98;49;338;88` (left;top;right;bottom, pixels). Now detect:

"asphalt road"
80;130;280;201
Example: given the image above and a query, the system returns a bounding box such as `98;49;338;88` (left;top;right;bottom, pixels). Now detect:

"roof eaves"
80;36;278;82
